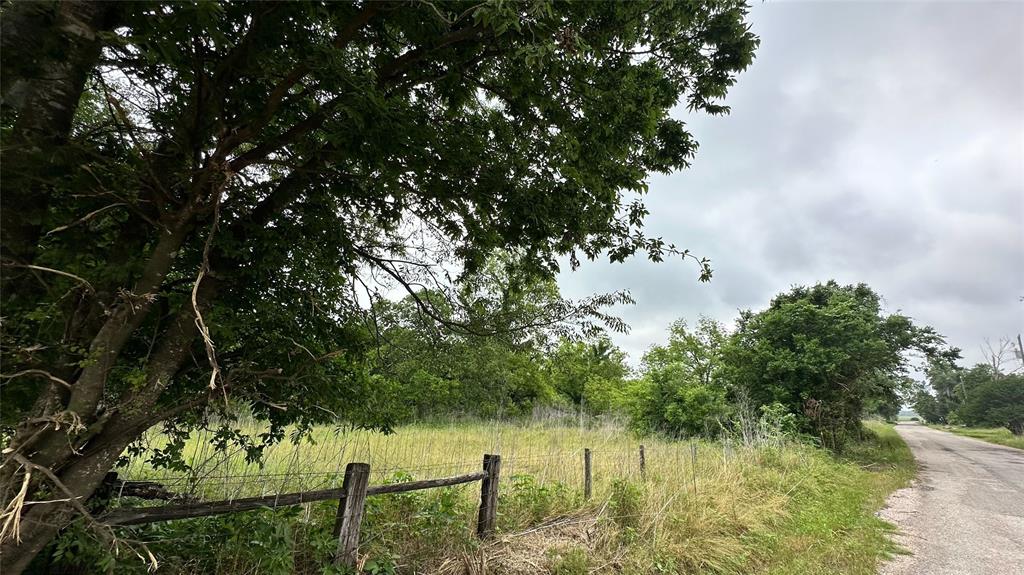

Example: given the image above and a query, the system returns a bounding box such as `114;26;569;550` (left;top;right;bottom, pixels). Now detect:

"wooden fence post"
639;444;646;479
476;454;501;538
333;462;370;568
689;442;698;496
583;448;592;500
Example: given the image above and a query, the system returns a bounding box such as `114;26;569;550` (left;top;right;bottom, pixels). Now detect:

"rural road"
878;423;1024;575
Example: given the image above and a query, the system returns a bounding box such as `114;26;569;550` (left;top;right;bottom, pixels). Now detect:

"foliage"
631;317;731;436
503;474;578;526
545;336;631;414
608;478;645;532
913;361;1022;436
0;1;758;564
912;389;945;425
365;256;632;420
719;281;956;448
956;374;1024;435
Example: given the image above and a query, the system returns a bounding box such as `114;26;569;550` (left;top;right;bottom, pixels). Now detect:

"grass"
747;421;916;575
57;420;916;574
929;425;1024;450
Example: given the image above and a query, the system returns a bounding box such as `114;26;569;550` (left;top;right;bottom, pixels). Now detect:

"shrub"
956;375;1024;435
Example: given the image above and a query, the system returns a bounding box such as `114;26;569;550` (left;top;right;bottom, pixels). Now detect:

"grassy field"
67;421;915;574
929;425;1024;450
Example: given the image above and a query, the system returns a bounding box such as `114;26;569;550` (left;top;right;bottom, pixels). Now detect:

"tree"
546;336;630;414
631;317;730;436
367;255;625;419
956;375;1024;435
0;1;758;568
912;389;944;424
916;361;1001;425
720;282;958;448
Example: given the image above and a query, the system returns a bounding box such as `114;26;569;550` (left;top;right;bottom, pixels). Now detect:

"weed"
548;547;590;575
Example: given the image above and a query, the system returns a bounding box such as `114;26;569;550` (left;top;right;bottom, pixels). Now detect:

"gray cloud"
558;1;1024;368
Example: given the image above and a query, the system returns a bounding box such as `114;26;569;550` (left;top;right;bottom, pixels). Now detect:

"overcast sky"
558;1;1024;369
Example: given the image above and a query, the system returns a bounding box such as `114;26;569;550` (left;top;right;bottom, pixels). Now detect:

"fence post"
639;444;646;479
476;454;501;539
583;448;592;500
689;442;698;496
333;462;370;568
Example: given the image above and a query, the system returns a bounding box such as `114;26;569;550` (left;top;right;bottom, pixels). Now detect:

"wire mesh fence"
111;420;758;510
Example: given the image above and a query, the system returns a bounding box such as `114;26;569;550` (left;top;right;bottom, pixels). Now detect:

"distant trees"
914;360;1024;436
545;337;630;415
911;389;944;425
366;256;631;420
628;282;957;447
958;375;1024;435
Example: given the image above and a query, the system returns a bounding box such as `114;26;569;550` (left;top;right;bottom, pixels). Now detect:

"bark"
1;1;119;280
0;311;202;572
0;257;216;573
1;430;136;575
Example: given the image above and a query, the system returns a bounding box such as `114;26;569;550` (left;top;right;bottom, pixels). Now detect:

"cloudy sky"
558;1;1024;368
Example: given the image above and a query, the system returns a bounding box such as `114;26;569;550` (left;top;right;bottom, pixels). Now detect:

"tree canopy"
914;361;1024;435
0;1;758;569
720;281;957;447
631;316;730;436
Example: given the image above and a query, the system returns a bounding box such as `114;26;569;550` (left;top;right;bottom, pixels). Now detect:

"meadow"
52;419;919;575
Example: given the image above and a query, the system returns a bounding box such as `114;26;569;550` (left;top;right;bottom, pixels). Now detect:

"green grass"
57;421;916;574
929;425;1024;450
747;421;916;575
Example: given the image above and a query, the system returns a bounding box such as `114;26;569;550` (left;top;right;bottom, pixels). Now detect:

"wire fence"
112;421;761;509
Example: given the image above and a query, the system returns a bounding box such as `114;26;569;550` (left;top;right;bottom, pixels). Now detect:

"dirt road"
878;423;1024;575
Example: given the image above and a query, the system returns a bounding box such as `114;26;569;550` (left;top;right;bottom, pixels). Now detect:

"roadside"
878;422;1024;575
927;424;1024;450
45;422;919;574
745;421;916;575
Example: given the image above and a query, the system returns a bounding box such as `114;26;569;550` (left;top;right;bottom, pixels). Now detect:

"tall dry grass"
96;420;911;574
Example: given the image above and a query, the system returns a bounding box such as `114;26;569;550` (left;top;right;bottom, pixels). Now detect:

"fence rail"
101;441;687;568
100;455;501;568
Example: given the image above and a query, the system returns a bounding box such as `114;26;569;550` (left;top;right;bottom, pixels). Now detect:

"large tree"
720;282;958;448
0;1;757;569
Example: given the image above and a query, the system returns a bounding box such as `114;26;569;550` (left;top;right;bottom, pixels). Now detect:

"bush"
956;374;1024;435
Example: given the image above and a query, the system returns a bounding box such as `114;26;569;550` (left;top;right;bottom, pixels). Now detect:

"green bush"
502;474;577;527
956;374;1024;435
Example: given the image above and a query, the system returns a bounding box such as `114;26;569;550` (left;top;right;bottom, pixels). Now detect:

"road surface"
878;423;1024;575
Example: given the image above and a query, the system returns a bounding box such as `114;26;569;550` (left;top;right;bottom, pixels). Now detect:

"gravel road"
878;422;1024;575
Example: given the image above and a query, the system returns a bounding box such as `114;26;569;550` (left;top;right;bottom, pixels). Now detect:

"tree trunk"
0;277;213;572
1;431;136;575
1;0;118;300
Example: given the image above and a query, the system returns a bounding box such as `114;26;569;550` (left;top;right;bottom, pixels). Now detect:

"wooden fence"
100;454;501;568
100;444;657;568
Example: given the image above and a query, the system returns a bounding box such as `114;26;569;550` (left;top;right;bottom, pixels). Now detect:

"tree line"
368;277;961;449
912;351;1024;435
